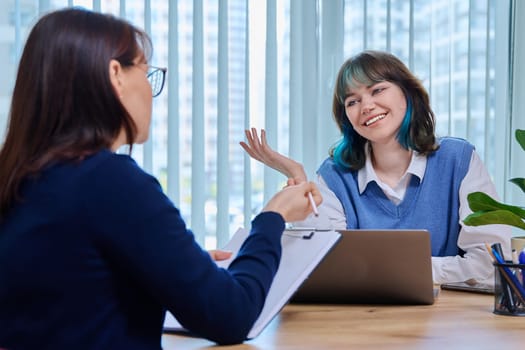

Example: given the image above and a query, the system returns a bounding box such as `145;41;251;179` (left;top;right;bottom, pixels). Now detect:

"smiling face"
343;80;407;146
330;51;437;169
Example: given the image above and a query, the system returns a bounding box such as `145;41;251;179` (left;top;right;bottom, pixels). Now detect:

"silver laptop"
291;229;435;305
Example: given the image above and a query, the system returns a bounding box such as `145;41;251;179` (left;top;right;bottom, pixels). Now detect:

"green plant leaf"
463;210;525;230
464;129;525;230
510;177;525;194
467;191;525;218
516;129;525;151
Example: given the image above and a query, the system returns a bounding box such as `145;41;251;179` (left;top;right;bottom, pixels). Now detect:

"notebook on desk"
291;229;435;305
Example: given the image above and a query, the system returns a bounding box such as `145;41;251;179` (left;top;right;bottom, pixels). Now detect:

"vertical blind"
1;0;520;248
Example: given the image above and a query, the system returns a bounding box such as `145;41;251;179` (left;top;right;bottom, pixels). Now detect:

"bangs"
339;59;388;103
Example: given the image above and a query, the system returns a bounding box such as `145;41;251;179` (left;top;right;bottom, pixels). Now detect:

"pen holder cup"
493;262;525;316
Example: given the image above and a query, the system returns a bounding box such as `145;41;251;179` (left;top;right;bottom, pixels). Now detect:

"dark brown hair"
0;8;152;220
330;50;437;170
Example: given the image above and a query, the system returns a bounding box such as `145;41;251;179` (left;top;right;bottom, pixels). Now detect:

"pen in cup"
486;243;516;312
489;244;525;304
519;249;525;286
307;192;319;217
519;249;525;265
512;249;523;285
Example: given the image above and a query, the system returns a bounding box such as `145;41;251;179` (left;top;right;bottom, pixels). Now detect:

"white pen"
307;192;319;216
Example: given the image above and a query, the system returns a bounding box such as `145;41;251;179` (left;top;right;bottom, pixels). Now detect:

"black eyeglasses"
147;66;167;97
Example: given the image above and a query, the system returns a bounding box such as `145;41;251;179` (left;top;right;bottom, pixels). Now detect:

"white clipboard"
164;227;341;339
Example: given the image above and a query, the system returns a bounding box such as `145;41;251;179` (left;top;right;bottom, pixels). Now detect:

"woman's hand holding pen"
262;181;322;222
209;179;321;261
240;128;307;184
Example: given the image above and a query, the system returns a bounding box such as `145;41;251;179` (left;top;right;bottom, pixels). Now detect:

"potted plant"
463;129;525;230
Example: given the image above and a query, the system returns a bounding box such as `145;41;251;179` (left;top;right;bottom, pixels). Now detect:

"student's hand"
262;181;322;222
208;249;233;261
240;128;307;184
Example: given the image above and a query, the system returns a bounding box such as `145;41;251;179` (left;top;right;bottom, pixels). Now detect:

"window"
0;0;518;247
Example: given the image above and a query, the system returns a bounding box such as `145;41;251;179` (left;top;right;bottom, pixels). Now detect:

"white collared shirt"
358;147;427;205
296;148;512;286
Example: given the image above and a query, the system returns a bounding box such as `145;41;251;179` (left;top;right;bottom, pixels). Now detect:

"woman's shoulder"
318;157;340;174
429;137;474;171
76;150;165;209
84;149;140;173
79;149;157;188
437;136;475;150
319;157;335;168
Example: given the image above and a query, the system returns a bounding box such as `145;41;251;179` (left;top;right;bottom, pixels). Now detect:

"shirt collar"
357;143;427;194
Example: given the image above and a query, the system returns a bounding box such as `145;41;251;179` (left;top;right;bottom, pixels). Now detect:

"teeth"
365;114;386;126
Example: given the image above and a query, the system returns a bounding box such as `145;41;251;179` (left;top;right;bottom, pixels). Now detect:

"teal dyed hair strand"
396;99;413;149
332;123;354;169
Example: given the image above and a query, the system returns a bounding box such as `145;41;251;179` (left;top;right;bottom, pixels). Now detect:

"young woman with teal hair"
241;50;511;286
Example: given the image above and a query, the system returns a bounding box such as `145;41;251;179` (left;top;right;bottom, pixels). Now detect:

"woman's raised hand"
239;128;307;183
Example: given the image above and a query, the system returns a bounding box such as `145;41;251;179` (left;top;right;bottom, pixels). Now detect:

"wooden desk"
162;290;525;349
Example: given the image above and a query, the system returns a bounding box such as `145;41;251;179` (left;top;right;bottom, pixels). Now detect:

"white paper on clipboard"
163;227;341;339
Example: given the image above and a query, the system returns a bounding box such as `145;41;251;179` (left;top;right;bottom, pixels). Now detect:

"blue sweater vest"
318;137;473;257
